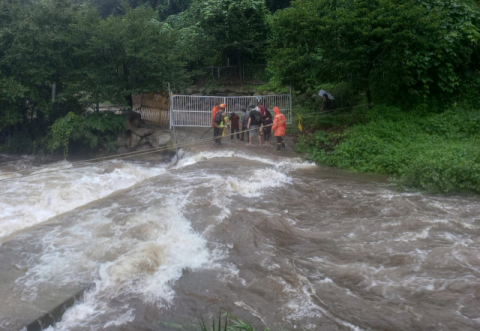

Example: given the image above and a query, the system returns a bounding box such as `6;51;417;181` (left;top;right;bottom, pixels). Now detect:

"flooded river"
0;144;479;331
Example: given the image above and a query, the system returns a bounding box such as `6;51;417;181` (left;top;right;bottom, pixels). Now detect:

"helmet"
219;103;226;109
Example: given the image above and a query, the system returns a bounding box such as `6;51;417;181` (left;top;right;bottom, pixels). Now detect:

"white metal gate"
170;94;292;128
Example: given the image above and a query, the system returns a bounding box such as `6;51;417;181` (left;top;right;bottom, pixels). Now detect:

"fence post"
169;83;179;158
289;86;293;123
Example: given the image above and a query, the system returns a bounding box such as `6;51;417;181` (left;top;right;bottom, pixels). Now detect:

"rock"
253;92;261;96
147;131;173;148
116;134;127;147
262;90;268;95
312;93;321;99
267;91;276;95
192;93;203;96
135;144;151;152
139;138;148;146
185;88;193;94
117;147;129;154
303;153;310;160
127;132;141;148
132;128;155;138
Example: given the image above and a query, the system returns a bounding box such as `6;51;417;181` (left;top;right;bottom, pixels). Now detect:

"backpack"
252;110;261;123
214;112;223;125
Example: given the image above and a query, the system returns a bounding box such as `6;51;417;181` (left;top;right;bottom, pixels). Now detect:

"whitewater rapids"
0;146;479;331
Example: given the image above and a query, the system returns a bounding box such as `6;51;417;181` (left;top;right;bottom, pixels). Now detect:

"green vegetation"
296;106;480;193
48;112;126;158
268;0;480;194
200;313;270;331
269;0;480;106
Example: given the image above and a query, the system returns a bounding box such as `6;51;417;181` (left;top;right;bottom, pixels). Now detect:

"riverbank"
295;105;480;194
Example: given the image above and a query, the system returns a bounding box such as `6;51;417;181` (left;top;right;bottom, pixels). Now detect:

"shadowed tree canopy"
185;0;269;80
73;5;186;108
269;0;480;105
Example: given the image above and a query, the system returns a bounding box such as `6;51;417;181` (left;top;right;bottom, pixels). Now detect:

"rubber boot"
276;143;281;151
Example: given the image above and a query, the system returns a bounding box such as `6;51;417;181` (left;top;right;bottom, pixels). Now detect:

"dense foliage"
296;106;480;193
269;0;480;106
48;111;126;157
0;0;186;154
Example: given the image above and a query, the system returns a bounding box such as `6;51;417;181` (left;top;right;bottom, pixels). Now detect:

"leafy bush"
296;106;480;193
48;112;126;158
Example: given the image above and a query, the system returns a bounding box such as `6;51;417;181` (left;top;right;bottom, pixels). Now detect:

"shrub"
296;105;480;193
48;111;126;158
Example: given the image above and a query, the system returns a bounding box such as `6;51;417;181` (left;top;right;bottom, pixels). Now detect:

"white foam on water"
0;160;165;239
1;148;303;240
24;193;218;331
394;227;431;242
217;168;291;198
174;149;315;171
269;275;364;331
234;301;267;325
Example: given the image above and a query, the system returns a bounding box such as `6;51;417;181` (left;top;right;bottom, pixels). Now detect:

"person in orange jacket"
212;103;226;142
212;103;219;127
271;106;286;151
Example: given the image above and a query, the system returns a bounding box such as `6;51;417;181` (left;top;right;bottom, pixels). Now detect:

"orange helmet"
219;103;226;109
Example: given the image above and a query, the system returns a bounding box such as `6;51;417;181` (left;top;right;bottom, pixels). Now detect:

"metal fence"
170;94;292;128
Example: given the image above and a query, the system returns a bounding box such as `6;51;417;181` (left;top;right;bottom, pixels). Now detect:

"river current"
0;145;479;331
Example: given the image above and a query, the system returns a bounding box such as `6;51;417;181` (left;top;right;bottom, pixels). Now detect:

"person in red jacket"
229;112;240;143
271;106;286;151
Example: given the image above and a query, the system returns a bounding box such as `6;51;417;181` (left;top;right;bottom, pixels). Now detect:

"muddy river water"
0;144;479;331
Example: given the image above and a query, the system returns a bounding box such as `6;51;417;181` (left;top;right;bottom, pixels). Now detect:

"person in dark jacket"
240;107;250;141
257;102;267;118
247;107;262;146
229;112;240;143
262;109;273;147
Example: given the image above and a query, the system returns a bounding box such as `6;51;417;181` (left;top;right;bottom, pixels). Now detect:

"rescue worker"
215;111;229;144
272;107;286;151
212;103;226;143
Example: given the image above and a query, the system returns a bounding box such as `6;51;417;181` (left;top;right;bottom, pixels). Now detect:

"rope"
0;119;287;183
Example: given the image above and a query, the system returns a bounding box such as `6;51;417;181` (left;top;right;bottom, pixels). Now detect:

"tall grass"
199;313;270;331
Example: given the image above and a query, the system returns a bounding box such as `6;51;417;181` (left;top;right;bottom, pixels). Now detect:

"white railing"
170;94;292;128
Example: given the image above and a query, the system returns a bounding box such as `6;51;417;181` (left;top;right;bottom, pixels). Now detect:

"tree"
269;0;480;106
0;0;85;137
265;0;291;12
75;5;186;109
187;0;269;82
